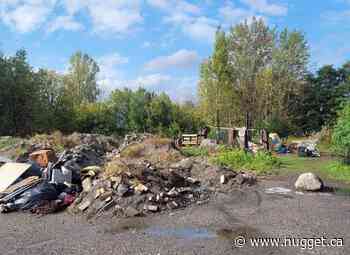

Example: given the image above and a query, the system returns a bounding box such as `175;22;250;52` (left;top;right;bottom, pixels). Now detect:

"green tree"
0;50;39;136
65;51;100;105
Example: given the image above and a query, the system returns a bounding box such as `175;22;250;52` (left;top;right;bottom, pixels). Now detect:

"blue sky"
0;0;349;102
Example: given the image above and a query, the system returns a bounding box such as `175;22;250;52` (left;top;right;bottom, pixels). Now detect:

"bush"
326;162;350;183
332;102;350;160
212;149;280;175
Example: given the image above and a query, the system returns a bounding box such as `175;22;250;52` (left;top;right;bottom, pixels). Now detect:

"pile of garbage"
0;134;257;217
0;134;115;214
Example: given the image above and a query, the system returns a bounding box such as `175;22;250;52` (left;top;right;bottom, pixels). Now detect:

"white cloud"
147;0;201;14
241;0;287;16
145;49;200;71
219;2;255;25
0;0;57;33
62;0;143;35
181;16;218;43
148;0;216;43
47;16;83;33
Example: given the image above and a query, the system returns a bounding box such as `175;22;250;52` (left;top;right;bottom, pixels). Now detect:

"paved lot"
0;178;349;255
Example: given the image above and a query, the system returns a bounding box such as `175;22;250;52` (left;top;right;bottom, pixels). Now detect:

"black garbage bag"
13;181;60;211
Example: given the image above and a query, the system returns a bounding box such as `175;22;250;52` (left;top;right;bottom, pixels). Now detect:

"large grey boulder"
295;173;323;191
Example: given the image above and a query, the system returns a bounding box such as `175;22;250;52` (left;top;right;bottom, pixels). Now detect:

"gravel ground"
0;177;349;255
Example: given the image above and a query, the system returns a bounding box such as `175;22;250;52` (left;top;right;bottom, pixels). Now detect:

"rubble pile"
70;137;256;218
0;133;257;218
70;160;210;218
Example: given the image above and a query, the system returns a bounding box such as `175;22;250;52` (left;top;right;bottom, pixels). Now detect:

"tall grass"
212;149;280;175
181;147;210;157
326;162;350;183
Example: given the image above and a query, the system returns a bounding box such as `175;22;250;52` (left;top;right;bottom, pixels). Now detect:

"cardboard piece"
0;163;32;193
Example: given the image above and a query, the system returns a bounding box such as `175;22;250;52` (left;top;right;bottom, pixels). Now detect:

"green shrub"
212;149;280;175
332;102;350;160
326;162;350;183
181;147;209;157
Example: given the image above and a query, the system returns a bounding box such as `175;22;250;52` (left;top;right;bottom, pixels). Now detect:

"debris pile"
70;160;209;218
0;133;257;218
0;134;116;214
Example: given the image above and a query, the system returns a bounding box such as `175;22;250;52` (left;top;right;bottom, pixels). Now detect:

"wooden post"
244;111;249;150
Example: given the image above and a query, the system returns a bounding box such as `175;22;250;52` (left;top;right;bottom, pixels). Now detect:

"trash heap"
0;135;115;214
0;134;257;217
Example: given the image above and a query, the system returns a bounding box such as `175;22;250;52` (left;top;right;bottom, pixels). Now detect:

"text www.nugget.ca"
234;236;344;250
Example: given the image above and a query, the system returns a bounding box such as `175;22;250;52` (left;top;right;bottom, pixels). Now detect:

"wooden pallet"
182;134;200;146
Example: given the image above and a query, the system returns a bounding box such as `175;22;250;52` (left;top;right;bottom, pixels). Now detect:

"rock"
124;206;141;217
236;173;256;185
167;201;178;210
295;173;323;191
134;183;148;193
144;204;159;212
220;175;226;184
171;158;193;170
111;176;122;190
78;199;92;211
186;177;199;184
82;177;93;192
117;183;129;196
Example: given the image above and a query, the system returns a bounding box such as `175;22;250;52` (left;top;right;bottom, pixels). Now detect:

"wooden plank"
0;163;32;193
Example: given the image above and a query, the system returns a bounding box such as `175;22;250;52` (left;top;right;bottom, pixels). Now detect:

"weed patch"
212;149;280;175
181;147;209;157
326;162;350;183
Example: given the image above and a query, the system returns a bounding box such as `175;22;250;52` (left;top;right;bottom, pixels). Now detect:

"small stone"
167;188;179;197
134;183;148;193
78;199;92;211
117;184;129;196
144;205;159;212
94;188;105;199
111;176;122;189
220;175;226;184
177;187;192;193
82;177;92;192
167;201;179;210
186;177;199;184
100;191;113;201
124;206;141;217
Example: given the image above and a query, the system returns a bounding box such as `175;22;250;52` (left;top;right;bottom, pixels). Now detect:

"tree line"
198;18;350;137
0;50;203;137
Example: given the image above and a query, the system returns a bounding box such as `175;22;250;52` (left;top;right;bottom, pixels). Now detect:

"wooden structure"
181;134;201;146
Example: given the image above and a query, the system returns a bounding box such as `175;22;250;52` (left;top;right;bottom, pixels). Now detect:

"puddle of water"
265;187;292;194
146;227;216;239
